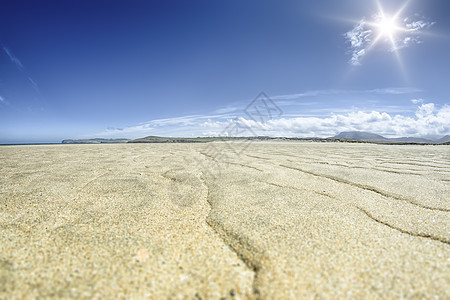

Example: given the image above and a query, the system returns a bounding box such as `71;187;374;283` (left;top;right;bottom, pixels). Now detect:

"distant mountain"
332;131;388;142
62;138;129;144
330;131;449;144
435;135;450;144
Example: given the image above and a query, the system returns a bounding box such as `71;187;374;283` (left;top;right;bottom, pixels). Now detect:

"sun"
371;13;406;48
377;16;399;39
366;1;410;50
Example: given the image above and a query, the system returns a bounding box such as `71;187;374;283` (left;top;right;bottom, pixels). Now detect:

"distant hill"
330;131;448;144
62;138;129;144
127;136;269;143
61;133;450;145
129;136;218;143
435;135;450;144
332;131;388;142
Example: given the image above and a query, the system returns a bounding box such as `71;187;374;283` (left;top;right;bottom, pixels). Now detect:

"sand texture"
0;142;449;299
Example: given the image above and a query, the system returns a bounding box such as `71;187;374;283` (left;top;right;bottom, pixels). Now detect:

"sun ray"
368;1;411;80
376;0;385;18
343;0;437;76
364;0;412;55
393;0;411;20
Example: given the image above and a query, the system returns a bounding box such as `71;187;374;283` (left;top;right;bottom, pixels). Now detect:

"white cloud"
90;90;437;139
251;103;449;138
279;103;448;137
344;13;434;65
393;17;434;51
95;102;449;140
411;98;423;104
344;19;372;66
405;17;434;32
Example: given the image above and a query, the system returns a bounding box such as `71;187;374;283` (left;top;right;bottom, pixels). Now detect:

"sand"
0;142;449;299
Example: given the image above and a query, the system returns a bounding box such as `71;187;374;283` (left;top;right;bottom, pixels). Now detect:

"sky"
0;0;449;143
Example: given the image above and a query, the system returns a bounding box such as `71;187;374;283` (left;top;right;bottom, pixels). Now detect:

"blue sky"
0;0;449;143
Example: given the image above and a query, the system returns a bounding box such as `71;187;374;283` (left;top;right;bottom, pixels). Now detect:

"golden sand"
1;142;449;298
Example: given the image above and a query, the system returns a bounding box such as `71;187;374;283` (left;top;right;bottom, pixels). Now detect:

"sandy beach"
1;142;449;299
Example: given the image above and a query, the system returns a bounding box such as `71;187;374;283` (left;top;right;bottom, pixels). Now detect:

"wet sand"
1;142;449;298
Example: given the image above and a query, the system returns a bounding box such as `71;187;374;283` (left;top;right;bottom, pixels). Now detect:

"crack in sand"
285;159;428;177
265;181;304;191
160;172;183;183
199;152;218;162
199;174;263;299
245;153;428;177
279;164;450;212
246;154;270;160
264;181;340;201
199;151;263;172
354;205;450;245
158;167;257;297
227;162;263;172
378;160;450;170
80;171;112;190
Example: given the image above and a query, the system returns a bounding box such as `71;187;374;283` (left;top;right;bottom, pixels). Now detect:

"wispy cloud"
344;13;434;65
344;19;372;65
28;77;41;94
272;87;421;101
2;45;45;107
143;114;234;127
214;106;239;114
272;90;332;100
3;46;24;70
368;87;421;94
0;95;7;105
395;15;435;50
92;88;438;139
